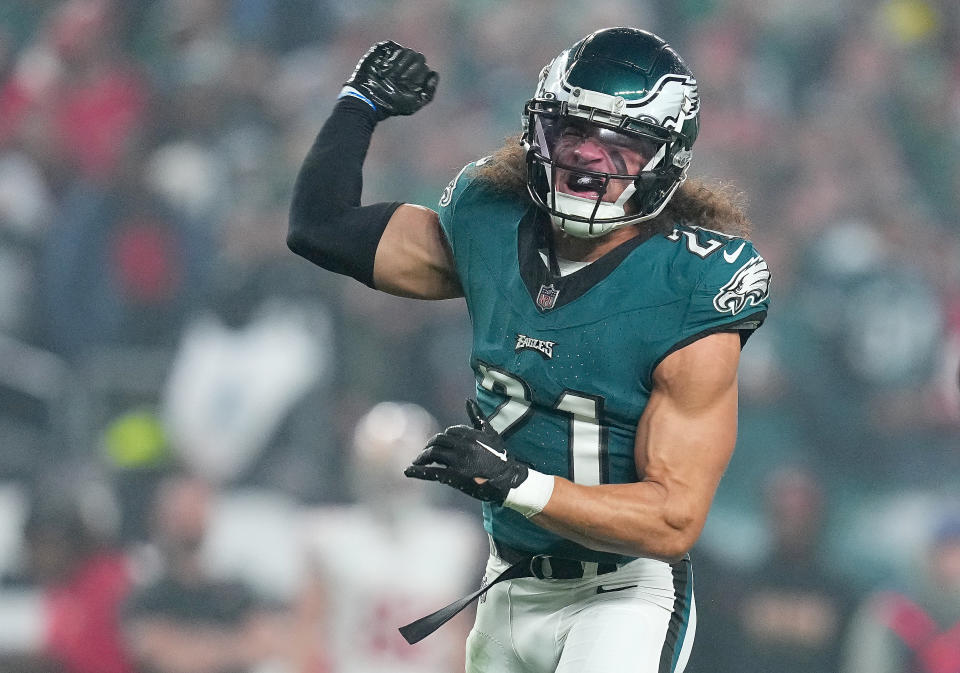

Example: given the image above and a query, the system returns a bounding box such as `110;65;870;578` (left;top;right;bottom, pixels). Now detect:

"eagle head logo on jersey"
713;256;770;315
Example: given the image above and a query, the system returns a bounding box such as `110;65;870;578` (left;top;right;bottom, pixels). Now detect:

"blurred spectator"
683;544;748;673
733;465;858;673
297;402;485;673
121;473;293;673
0;149;51;344
162;287;339;502
842;510;960;673
783;218;954;485
39;171;202;359
101;407;174;545
22;488;134;673
0;0;148;183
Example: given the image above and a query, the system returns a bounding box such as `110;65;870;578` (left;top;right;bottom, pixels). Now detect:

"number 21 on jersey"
476;362;606;486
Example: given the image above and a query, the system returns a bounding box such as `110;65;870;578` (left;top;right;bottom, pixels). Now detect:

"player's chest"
472;274;680;384
462;219;690;419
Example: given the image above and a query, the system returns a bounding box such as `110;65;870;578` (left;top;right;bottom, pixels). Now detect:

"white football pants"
465;553;696;673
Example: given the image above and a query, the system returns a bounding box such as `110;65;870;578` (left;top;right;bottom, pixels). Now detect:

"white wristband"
503;470;555;518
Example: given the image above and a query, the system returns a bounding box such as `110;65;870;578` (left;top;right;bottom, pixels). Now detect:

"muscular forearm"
532;478;700;562
408;400;711;561
287;96;401;286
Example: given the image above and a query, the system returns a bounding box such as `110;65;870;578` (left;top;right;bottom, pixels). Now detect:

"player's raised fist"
339;41;438;121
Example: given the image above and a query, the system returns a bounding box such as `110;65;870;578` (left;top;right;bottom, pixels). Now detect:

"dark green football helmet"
523;27;700;238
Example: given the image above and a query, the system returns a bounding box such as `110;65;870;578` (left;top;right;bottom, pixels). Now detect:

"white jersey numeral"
477;363;532;434
556;391;603;486
477;363;605;485
667;227;727;258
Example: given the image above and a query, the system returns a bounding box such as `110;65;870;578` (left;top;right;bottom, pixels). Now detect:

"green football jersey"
438;160;770;565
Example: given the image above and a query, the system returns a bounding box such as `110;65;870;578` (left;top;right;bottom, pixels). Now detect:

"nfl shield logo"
536;284;560;311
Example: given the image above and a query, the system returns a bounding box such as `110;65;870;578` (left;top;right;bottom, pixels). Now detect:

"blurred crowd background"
0;0;958;672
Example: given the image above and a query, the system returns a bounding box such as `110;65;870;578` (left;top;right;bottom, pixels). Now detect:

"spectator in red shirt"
23;497;135;673
0;0;148;182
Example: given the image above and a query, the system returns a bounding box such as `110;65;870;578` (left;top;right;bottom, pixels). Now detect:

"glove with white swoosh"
405;399;530;504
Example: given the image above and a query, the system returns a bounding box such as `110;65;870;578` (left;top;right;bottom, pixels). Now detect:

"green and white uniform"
438;159;769;673
440;159;768;563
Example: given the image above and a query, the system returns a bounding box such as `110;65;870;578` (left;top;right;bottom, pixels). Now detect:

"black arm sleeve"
287;96;402;287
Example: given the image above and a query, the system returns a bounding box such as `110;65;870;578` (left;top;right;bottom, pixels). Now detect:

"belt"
491;539;621;580
398;538;621;645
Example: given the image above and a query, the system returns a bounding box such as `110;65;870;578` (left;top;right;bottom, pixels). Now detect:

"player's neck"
553;224;640;263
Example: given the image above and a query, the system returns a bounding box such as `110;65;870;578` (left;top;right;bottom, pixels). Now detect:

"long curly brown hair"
475;136;751;239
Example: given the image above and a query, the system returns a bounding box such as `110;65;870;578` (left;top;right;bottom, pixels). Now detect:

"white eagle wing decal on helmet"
713;256;770;316
624;74;699;131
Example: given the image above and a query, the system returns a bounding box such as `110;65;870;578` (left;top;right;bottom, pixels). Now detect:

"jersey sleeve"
665;237;771;363
436;157;490;254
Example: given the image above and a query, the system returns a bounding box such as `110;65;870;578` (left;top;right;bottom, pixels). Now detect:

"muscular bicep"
634;331;741;545
372;204;463;299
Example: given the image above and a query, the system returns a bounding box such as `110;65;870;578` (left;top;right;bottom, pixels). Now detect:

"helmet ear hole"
627;173;657;212
632;172;678;216
635;173;659;189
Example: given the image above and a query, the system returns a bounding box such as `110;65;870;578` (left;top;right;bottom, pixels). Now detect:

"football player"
299;402;482;673
288;27;770;673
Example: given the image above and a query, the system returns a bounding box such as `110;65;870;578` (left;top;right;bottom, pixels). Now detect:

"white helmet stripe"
613;181;636;209
534;119;553;191
644;144;666;172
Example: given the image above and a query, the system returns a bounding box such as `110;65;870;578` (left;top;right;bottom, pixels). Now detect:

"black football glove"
341;40;438;121
405;399;529;503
